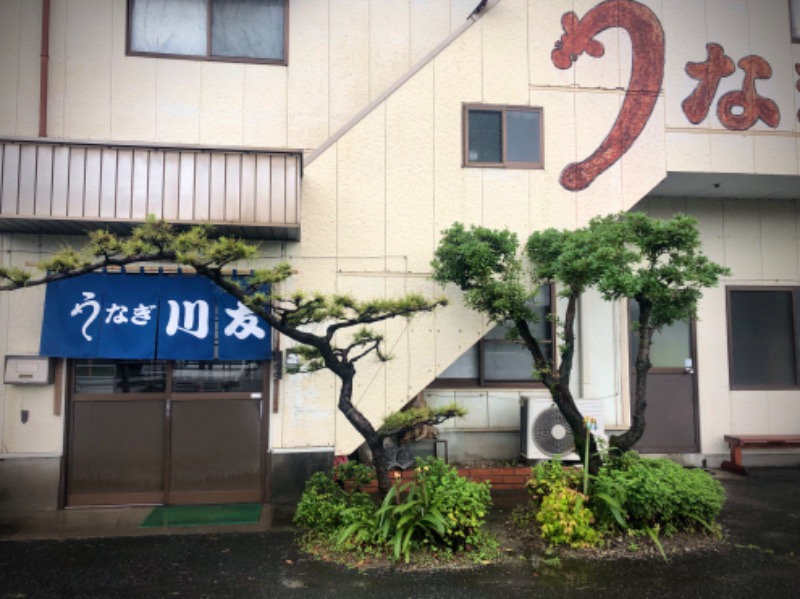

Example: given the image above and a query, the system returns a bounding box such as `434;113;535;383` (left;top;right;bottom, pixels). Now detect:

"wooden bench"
721;435;800;474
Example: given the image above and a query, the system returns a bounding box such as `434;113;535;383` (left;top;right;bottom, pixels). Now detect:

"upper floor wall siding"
2;1;798;166
0;0;477;150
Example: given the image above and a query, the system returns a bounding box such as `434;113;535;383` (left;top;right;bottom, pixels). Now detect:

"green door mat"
140;503;262;528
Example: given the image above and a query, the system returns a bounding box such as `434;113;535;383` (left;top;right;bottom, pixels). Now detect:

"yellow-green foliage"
378;403;466;434
536;487;601;548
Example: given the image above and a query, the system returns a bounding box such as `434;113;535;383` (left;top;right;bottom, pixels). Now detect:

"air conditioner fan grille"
532;406;575;456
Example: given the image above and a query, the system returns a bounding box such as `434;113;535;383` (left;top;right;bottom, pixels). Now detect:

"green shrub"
335;457;495;562
536;487;601;548
293;469;374;537
333;460;375;491
413;456;493;550
526;458;581;500
528;459;600;548
592;452;725;533
359;480;448;562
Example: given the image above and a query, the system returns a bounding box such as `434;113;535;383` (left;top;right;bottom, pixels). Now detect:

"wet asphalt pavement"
1;467;798;599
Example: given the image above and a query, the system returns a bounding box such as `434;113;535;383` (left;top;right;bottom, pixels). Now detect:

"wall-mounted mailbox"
4;355;54;385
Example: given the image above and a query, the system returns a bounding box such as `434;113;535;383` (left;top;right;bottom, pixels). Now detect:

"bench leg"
721;444;747;475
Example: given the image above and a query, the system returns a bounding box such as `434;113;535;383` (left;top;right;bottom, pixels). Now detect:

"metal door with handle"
629;302;700;453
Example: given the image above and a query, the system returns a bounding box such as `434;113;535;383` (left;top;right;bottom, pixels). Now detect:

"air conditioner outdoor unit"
520;398;606;460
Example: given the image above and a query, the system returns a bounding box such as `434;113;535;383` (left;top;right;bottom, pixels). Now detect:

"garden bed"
503;502;725;563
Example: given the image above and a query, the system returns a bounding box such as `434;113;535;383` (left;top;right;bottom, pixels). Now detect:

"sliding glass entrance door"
66;359;266;507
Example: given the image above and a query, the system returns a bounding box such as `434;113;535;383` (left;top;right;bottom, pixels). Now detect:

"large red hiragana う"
552;0;665;192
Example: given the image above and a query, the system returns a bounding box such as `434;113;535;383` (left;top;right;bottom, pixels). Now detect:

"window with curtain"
433;286;554;387
463;104;543;168
727;287;800;388
129;0;287;63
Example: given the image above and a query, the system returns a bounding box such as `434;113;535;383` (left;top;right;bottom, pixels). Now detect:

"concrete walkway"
0;502;295;541
0;467;798;598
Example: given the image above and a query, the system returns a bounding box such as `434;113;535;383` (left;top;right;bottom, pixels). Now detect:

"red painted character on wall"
552;0;665;192
683;43;780;130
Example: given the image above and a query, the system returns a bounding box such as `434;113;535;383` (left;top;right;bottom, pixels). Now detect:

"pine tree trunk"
335;372;393;497
552;382;601;475
370;443;393;498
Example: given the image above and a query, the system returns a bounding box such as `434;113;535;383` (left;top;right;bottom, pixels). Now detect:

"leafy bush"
293;467;375;537
299;457;495;564
592;452;725;533
333;461;375;491
526;459;601;548
536;487;601;548
412;456;493;550
526;458;581;500
350;480;448;562
339;457;494;561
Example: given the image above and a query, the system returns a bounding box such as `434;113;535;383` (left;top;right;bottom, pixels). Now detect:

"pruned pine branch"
0;266;32;287
347;340;385;365
0;217;272;291
330;327;385;364
377;404;466;439
286;346;326;374
325;294;448;337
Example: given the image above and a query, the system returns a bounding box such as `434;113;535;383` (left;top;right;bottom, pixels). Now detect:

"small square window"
791;0;800;43
463;104;543;169
128;0;287;64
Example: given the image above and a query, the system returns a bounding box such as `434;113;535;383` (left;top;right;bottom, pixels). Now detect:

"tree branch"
514;318;556;386
558;291;578;384
348;340;383;365
377;410;461;439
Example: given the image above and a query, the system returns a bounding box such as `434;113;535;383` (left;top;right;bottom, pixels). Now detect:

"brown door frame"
627;303;701;453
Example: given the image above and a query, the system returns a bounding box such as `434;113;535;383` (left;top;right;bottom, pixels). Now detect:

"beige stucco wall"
0;235;66;454
0;0;42;138
0;0;477;148
1;0;799;458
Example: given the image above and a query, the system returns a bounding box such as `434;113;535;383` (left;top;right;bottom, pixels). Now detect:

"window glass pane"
629;301;691;368
485;322;514;340
530;286;552;339
483;342;537;381
173;360;263;392
730;290;796;386
130;0;207;56
74;359;166;394
212;0;285;60
792;0;800;40
485;287;552;341
468;110;502;163
439;344;479;379
650;321;691;368
507;110;541;164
